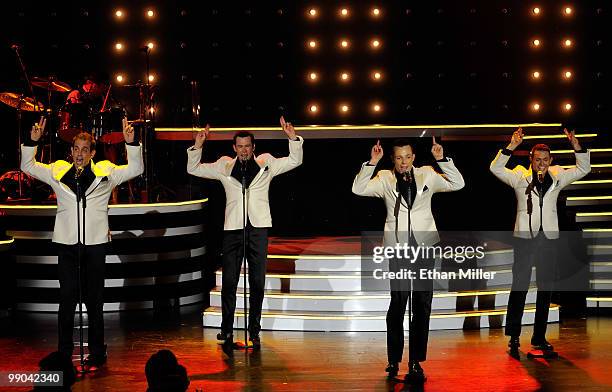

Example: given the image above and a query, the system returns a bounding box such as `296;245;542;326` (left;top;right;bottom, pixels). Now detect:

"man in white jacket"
21;117;143;369
490;127;590;357
352;137;464;382
187;117;303;348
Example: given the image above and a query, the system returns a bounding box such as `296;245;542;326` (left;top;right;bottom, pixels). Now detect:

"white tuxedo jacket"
352;159;465;246
489;149;590;239
20;144;144;245
186;137;303;230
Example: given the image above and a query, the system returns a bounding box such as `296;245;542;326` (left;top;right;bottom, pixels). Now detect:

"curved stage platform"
203;236;560;331
0;199;207;312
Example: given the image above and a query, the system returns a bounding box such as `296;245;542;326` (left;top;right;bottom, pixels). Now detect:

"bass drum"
93;107;126;145
57;103;90;143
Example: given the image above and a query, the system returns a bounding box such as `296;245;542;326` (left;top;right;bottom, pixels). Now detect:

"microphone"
75;166;84;180
537;170;544;183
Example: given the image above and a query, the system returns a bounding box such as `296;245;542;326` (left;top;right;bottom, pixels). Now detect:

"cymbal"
0;92;45;112
31;76;71;92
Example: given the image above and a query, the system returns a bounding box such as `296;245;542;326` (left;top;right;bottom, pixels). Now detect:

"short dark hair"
233;131;255;145
530;143;551;157
72;132;96;150
391;138;414;155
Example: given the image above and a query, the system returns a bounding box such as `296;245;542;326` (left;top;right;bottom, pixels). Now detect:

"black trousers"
505;233;557;339
56;243;106;357
220;224;268;336
386;256;434;363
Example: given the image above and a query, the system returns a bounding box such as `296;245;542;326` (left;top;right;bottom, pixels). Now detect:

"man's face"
233;136;255;161
71;138;95;168
392;145;415;174
530;150;553;175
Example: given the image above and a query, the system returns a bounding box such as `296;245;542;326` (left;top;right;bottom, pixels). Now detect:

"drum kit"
1;45;168;202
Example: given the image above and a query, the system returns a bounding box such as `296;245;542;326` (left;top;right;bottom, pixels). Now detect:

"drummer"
66;72;110;109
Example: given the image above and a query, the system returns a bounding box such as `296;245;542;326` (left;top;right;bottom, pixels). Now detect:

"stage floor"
1;306;611;391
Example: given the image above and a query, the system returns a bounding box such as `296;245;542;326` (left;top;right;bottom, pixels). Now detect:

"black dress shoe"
405;360;426;384
217;331;233;344
83;352;107;370
508;336;520;358
531;337;554;352
249;334;261;349
385;362;399;378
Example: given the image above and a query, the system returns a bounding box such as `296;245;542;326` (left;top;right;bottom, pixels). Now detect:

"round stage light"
533;7;541;15
115;9;124;18
115;42;123;51
116;74;124;83
147;10;155;18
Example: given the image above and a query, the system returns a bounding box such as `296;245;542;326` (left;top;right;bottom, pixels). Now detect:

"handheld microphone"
537;170;543;182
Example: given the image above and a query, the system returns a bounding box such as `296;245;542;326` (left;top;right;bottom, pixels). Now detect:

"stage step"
214;264;521;291
209;286;538;312
202;304;560;332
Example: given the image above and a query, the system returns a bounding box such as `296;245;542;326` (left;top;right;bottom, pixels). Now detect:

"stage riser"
17;293;204;312
215;271;524;291
587;300;612;308
202;307;560;332
209;290;538;312
282;251;515;272
0;201;208;312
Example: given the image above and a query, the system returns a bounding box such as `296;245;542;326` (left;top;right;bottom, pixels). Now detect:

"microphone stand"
405;170;414;355
235;160;252;350
525;177;536;239
74;169;89;373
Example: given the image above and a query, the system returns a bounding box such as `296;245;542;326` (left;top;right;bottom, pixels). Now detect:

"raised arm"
266;116;304;177
352;140;385;198
107;118;144;185
429;136;465;192
557;128;591;188
490;127;524;187
186;124;225;180
20;117;54;184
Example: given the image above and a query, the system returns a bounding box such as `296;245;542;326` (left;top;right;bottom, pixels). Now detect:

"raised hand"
30;116;46;142
431;136;444;160
508;127;524;150
370;140;384;165
194;124;210;149
122;118;135;143
280;116;297;140
564;128;581;150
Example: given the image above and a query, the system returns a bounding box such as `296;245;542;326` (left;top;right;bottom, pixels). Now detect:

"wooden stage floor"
1;306;611;391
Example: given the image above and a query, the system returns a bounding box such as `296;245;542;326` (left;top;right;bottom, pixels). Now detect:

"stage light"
563;102;573;111
308;72;318;82
340;72;350;82
532;38;541;47
532;71;541;80
309;104;318;113
340;8;349;17
340;104;350;113
115;9;124;18
564;6;573;15
531;102;541;112
372;103;382;112
308;40;318;49
371;39;381;49
532;7;541;15
372;8;381;17
147;42;155;49
564;38;573;48
115;42;123;51
116;74;124;83
563;70;573;79
372;71;382;81
148;74;155;82
340;39;350;49
308;8;318;18
146;9;155;18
